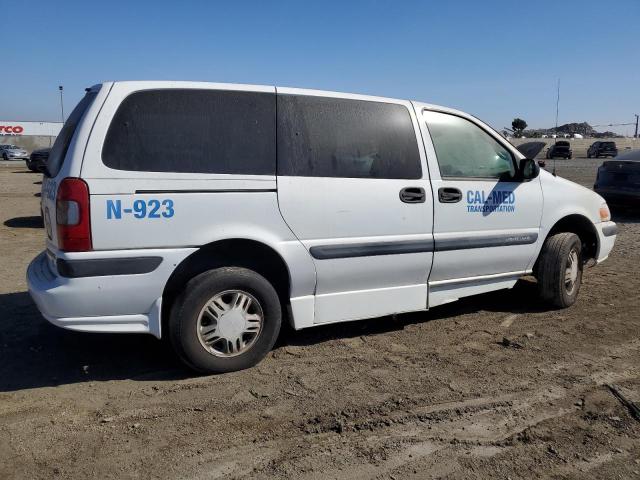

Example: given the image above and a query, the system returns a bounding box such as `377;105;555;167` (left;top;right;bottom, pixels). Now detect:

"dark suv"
26;148;50;172
546;140;572;159
588;141;618;158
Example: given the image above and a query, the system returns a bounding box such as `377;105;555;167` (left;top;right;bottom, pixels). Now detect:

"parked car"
0;144;29;161
546;141;572;159
26;148;51;172
28;81;616;374
587;141;618;158
594;149;640;205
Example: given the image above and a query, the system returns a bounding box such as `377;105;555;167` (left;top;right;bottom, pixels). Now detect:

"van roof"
104;80;457;116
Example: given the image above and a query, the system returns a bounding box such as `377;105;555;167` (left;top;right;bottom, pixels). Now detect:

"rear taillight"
56;178;92;252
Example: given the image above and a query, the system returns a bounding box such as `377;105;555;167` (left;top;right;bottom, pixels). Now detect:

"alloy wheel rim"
196;290;264;357
564;249;579;295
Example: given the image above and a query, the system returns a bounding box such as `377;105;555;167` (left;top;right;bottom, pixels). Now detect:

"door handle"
438;187;462;203
399;187;426;203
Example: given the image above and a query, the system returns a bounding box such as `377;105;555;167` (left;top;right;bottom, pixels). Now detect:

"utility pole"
635;114;639;138
58;85;65;123
553;78;560;177
554;79;560;139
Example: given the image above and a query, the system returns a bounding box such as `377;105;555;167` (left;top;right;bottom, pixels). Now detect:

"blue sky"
3;0;639;135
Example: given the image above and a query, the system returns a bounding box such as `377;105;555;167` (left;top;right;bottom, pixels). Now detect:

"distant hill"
522;122;622;138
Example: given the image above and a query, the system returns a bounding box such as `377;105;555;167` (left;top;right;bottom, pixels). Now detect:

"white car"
27;81;617;373
0;144;29;160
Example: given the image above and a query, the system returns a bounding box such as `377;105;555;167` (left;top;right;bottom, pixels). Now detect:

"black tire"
169;267;282;374
2;153;7;161
536;232;583;308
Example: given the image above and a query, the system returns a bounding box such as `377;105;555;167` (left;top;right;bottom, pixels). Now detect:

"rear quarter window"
102;89;276;175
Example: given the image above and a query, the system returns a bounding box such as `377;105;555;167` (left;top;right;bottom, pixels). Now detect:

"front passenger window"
424;111;516;180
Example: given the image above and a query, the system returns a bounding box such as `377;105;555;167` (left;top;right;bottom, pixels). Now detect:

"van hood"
539;169;605;223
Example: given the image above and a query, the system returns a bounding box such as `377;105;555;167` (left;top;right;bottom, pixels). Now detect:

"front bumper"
27;248;196;337
595;221;617;264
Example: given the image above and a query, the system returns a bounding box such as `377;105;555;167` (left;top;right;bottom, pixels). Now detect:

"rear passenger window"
277;95;421;179
102;90;276;175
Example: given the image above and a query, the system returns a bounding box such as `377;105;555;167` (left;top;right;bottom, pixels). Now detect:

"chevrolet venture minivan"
28;82;617;373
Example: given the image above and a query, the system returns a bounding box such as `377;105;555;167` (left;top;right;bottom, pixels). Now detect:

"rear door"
276;90;433;324
602;142;617;156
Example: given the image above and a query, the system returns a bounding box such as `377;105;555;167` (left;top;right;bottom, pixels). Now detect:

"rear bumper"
27;158;45;166
27;248;196;337
595;221;617;264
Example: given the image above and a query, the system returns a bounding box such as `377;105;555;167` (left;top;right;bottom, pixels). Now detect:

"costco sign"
0;121;62;137
0;125;24;134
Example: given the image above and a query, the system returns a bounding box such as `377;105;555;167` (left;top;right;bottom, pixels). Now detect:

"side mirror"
519;158;539;181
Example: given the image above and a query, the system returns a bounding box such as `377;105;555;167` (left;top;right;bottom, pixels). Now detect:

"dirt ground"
1;159;639;479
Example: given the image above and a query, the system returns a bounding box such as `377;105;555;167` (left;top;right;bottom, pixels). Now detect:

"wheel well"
543;214;598;264
161;239;291;335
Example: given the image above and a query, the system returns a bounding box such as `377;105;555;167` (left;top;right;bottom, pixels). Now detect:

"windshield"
46;90;98;177
602;142;616;147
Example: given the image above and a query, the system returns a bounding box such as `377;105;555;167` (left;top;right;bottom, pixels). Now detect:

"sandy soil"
1;160;639;479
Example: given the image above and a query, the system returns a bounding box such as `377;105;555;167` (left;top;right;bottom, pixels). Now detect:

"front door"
276;91;434;324
420;109;543;305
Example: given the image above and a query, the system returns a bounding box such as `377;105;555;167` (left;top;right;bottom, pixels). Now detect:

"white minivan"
28;81;617;373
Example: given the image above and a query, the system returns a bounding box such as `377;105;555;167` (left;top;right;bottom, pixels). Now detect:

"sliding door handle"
400;187;426;203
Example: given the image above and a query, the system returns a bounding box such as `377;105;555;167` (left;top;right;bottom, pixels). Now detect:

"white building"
0;121;62;137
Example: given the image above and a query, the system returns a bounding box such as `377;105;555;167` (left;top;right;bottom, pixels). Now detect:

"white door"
276;91;434;324
420;109;543;305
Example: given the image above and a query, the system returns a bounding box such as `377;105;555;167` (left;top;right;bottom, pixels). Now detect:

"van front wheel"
536;232;583;308
169;267;282;374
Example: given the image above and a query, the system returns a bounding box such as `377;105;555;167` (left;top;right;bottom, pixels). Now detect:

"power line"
590;122;635;127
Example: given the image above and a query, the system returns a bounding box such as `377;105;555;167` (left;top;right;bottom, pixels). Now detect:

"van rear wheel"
536;232;583;308
169;267;282;374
